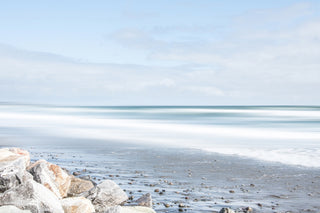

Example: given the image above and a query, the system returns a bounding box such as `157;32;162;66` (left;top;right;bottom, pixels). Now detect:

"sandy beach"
5;139;318;213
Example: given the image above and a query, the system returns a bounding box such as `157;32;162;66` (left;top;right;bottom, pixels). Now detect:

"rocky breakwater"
0;148;156;213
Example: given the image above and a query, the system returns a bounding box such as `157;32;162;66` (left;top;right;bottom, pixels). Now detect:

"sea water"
0;104;319;167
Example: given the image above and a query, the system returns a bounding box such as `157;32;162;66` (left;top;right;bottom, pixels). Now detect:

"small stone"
79;175;91;181
244;207;253;212
257;203;263;207
219;207;235;213
229;190;235;193
154;189;159;192
164;203;170;208
134;193;152;208
178;203;185;208
73;171;81;176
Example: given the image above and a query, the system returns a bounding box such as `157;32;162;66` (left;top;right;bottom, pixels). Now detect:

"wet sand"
1;139;320;213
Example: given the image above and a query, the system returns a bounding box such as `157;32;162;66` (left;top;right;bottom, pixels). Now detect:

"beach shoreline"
3;140;319;213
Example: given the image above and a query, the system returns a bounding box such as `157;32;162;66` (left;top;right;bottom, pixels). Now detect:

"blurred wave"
0;104;320;167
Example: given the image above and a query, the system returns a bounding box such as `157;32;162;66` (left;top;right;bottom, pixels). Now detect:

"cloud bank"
0;2;320;105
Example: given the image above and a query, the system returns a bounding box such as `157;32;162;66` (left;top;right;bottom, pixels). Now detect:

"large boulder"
28;159;71;198
84;180;128;212
0;148;32;193
61;197;95;213
0;179;64;213
0;205;32;213
67;176;94;197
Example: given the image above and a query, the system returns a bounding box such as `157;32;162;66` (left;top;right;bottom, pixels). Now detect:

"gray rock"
61;197;95;213
84;180;128;212
28;159;71;198
0;205;31;213
0;148;32;193
134;193;152;208
0;179;64;213
67;176;94;197
103;206;156;213
219;208;235;213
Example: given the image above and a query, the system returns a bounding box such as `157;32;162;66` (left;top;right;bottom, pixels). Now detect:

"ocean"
1;104;320;168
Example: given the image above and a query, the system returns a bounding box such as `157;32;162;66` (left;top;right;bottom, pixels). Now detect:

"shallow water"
13;142;320;213
0;104;320;167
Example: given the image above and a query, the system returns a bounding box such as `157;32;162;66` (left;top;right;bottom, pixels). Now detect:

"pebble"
164;203;170;208
229;190;235;193
73;171;81;176
154;189;160;192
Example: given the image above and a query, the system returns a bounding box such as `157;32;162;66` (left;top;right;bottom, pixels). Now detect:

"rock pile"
0;148;156;213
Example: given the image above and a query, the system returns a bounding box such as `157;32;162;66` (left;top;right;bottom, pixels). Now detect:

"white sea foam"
202;147;320;168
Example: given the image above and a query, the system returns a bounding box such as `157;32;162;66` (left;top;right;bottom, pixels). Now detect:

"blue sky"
0;0;320;105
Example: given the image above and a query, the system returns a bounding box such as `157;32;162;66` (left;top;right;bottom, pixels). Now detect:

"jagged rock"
84;180;128;212
134;193;152;208
7;148;30;166
0;179;64;213
121;206;156;213
0;205;32;213
28;159;71;198
61;197;95;213
0;148;32;192
219;208;235;213
67;176;94;196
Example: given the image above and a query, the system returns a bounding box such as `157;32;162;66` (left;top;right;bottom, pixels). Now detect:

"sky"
0;0;320;105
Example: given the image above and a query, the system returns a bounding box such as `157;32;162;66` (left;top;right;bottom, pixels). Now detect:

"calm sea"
1;104;320;167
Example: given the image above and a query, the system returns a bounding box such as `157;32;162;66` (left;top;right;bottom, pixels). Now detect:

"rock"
79;175;92;181
103;206;122;213
84;180;128;212
73;171;81;176
134;193;152;208
0;179;64;213
28;159;71;198
121;206;156;213
67;176;94;196
0;148;32;193
0;205;32;213
61;197;95;213
5;148;30;166
243;207;253;212
219;208;235;213
103;206;156;213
